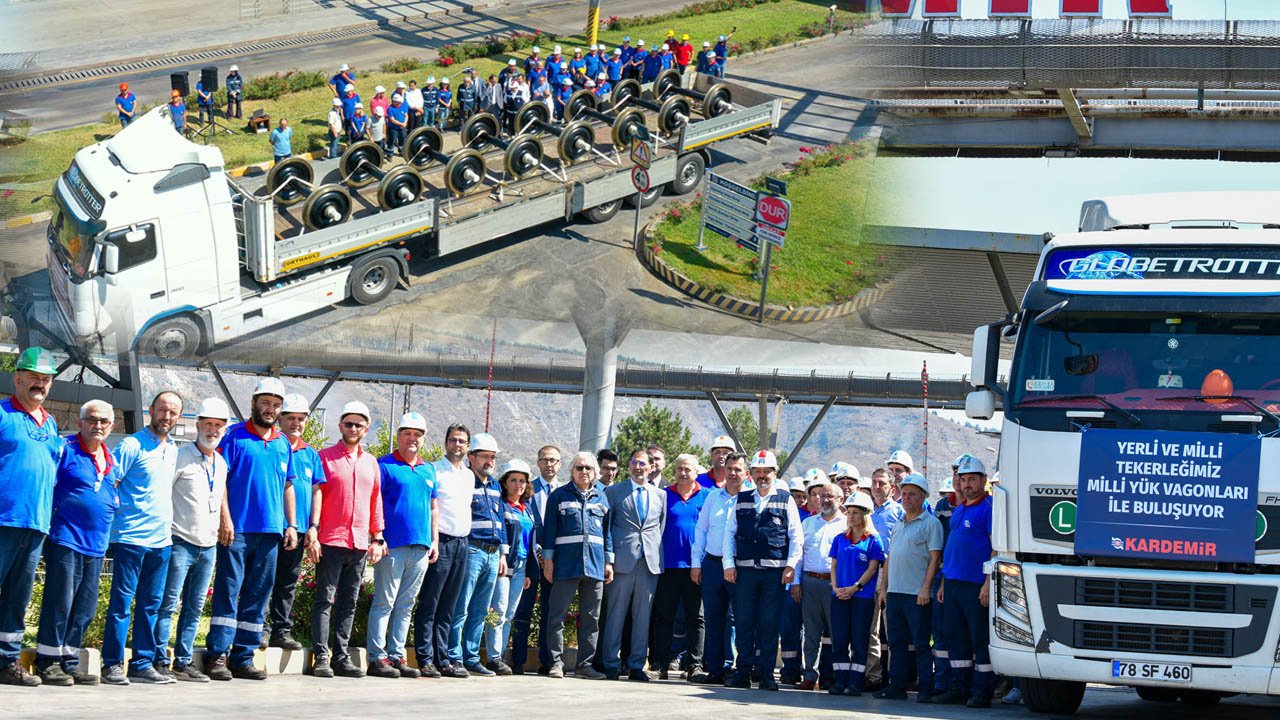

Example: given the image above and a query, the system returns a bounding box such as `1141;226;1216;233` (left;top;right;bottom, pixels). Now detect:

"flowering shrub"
381;57;423;74
786;140;872;177
243;69;327;101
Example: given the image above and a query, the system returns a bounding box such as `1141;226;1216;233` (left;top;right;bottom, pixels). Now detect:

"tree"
726;406;759;452
302;415;329;448
612;400;703;484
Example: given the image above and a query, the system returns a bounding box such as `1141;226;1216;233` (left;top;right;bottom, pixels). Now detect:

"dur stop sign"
755;194;791;230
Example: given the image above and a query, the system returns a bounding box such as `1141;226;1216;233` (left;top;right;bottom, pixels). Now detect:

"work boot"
37;665;74;687
231;663;267;680
930;688;967;705
172;661;210;682
333;657;365;678
270;632;304;651
0;663;41;687
367;658;400;678
390;658;420;678
486;659;513;676
311;653;334;678
205;654;233;681
127;665;176;684
69;669;99;685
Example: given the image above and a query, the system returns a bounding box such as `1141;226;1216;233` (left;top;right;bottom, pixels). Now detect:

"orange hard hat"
171;89;181;98
119;82;129;91
1201;369;1233;403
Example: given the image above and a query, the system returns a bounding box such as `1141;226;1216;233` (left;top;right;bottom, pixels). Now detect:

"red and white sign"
631;167;650;192
1060;0;1102;17
990;0;1031;17
756;222;785;249
1128;0;1172;17
921;0;960;17
880;0;915;17
755;194;791;230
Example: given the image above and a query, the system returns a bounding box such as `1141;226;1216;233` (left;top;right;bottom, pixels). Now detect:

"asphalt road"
1;673;1276;720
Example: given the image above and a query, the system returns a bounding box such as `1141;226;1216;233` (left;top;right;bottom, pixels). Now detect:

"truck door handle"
150;290;166;299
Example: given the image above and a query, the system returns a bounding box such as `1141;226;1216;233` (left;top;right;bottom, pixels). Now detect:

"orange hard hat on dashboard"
1201;369;1233;403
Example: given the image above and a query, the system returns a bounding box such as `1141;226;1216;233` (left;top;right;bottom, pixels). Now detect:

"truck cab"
967;192;1280;713
48;106;239;356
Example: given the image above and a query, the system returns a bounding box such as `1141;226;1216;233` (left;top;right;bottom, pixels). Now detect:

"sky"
888;0;1277;19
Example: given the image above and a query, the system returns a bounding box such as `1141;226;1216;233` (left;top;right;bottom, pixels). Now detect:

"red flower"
845;260;854;265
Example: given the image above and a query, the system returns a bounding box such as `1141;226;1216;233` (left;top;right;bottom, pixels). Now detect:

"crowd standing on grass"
0;345;1021;708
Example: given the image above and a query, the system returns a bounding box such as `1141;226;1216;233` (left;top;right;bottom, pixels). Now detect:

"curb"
3;210;52;229
227;150;329;178
637;222;894;323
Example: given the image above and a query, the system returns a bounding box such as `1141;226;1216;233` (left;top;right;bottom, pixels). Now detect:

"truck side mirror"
970;321;1004;390
966;390;996;420
101;243;120;275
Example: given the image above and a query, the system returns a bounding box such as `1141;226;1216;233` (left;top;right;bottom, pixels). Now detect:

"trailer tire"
137;316;204;361
1021;678;1085;715
1178;691;1222;706
1135;687;1180;703
581;199;622;223
349;256;400;305
625;184;664;209
668;153;705;196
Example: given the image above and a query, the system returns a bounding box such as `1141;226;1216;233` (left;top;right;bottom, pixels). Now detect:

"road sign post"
757;242;772;325
630;135;655;250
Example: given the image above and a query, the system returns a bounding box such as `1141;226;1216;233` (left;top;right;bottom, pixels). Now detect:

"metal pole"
757;395;769;451
632;188;643;250
588;0;602;47
757;242;773;325
695;214;707;252
776;396;836;478
705;391;745;452
578;338;619;452
922;360;929;479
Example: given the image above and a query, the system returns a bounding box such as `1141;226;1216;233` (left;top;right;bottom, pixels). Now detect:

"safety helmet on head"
375;85;386;93
561;77;572;85
230;65;238;71
397;411;427;433
427;76;436;84
749;449;778;469
554;44;563;53
589;44;598;51
280;393;311;415
597;71;607;79
637;39;645;46
585;80;596;88
804;468;831;489
858;475;873;489
830;461;859;480
703;41;711;48
343;83;354;92
705;52;715;59
252;377;286;400
952;453;974;470
396;80;407;88
886;449;914;471
470;432;499;454
718;34;727;41
15;347;57;375
613;48;622;55
681;33;690;40
440;77;449;84
196;397;231;422
119;83;129;92
774;477;791;493
532;46;540;53
711;435;737;451
955;455;988;477
339;63;350;71
332;98;343;106
939;477;955;494
500;458;533;481
339;401;371;422
844;493;874;512
899;473;929;494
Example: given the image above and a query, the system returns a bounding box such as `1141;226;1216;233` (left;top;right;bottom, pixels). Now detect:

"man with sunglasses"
0;347;61;687
311;401;385;678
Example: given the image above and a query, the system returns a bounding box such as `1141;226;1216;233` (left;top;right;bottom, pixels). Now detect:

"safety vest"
734;489;791;569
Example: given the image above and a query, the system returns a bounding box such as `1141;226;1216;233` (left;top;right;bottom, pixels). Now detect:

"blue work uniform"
829;532;886;691
329;71;356;95
941;496;994;702
541;482;613;581
449;471;508;668
584;53;602;81
569;57;587;80
116;92;137;126
524;55;542;75
170;101;186;130
606;57;623;83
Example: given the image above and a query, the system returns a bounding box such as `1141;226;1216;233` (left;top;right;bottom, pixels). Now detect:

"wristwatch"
853;582;863;592
372;538;387;546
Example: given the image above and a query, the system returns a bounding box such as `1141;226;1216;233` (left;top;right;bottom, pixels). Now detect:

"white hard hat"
804;468;831;489
230;65;239;71
775;477;791;492
749;449;778;469
339;401;371;422
252;377;286;400
574;47;582;54
340;63;350;71
397;411;427;433
830;461;860;480
500;458;533;480
532;45;540;53
332;98;342;106
598;45;607;53
374;106;384;116
553;44;562;54
375;85;386;93
589;44;598;50
956;455;988;477
427;76;436;84
197;397;231;421
396;80;407;88
788;477;806;491
440;77;449;83
508;58;517;65
354;102;363;108
597;71;607;79
561;77;572;85
886;449;914;471
718;34;727;41
614;48;622;55
585;80;596;88
703;41;711;47
281;393;311;415
858;475;873;489
939;476;955;494
706;52;716;59
952;453;974;470
710;435;736;451
844;493;874;512
343;83;354;92
662;43;670;50
470;432;499;453
900;473;929;494
637;39;645;46
560;61;569;69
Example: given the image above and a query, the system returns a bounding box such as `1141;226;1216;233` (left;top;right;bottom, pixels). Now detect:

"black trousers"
310;545;367;661
413;533;468;667
652;568;704;669
268;542;304;635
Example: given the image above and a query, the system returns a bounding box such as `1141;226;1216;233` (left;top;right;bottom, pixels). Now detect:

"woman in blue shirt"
828;492;886;696
485;459;536;675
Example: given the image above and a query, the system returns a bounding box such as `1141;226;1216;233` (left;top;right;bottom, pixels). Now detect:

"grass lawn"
652;142;894;308
0;0;857;220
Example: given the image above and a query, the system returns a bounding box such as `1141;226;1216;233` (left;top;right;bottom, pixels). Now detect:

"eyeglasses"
83;417;112;426
573;465;594;471
446;437;470;444
538;457;561;463
341;422;368;430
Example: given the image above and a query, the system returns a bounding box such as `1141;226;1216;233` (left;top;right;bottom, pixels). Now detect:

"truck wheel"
1135;687;1179;702
1022;678;1085;715
137;316;203;360
350;257;400;305
581;200;621;223
625;184;664;209
1178;691;1222;706
667;153;705;196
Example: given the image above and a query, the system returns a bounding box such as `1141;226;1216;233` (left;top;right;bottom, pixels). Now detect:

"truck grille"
1077;578;1231;612
1075;622;1232;657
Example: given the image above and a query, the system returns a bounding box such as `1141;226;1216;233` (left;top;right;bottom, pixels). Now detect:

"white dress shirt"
433;457;475;537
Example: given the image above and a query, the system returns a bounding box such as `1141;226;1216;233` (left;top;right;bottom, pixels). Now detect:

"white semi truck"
36;72;778;359
966;192;1280;713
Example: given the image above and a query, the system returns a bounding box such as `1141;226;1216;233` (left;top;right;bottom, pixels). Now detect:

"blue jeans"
206;532;279;667
0;527;44;668
156;538;216;665
699;559;736;674
886;592;934;693
413;533;469;667
831;595;875;689
449;544;500;667
328;131;342;159
945;579;994;700
368;544;431;662
732;567;783;678
35;541;102;671
930;573;953;692
436;107;450;129
510;561;551;670
102;542;172;670
485;555;527;662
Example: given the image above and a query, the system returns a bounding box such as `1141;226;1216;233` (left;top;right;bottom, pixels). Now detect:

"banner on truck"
1075;429;1259;563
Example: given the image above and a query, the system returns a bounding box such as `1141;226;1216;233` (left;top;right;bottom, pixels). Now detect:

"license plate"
1111;660;1192;683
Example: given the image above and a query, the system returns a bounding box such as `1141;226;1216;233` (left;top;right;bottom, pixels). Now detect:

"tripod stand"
193;107;235;143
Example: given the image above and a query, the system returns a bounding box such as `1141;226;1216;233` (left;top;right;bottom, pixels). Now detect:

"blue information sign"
1075;429;1259;563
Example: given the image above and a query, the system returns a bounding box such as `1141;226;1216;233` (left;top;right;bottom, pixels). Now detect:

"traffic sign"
1049;501;1077;535
756;222;785;249
630;139;652;169
631;166;650;192
756;194;792;230
704;172;759;246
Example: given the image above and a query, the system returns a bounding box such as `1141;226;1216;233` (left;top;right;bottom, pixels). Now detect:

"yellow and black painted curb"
637;223;892;323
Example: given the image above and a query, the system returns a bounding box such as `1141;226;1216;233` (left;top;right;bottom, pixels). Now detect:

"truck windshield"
1011;312;1280;421
49;208;96;281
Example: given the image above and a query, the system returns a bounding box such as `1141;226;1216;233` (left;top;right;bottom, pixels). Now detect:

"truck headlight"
995;616;1035;647
996;561;1030;626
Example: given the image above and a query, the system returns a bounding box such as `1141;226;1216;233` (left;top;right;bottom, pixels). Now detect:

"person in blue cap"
0;347;62;687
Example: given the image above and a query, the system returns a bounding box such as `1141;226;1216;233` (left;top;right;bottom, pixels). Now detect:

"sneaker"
874;685;908;700
37;665;74;687
439;663;469;678
367;658;400;678
128;665;177;684
70;669;99;686
548;665;565;678
390;659;420;678
1002;688;1023;705
172;662;210;682
465;662;495;677
205;654;233;681
418;663;441;678
576;666;606;680
231;664;267;681
155;663;177;679
101;664;130;686
270;632;304;652
486;660;513;676
334;657;365;678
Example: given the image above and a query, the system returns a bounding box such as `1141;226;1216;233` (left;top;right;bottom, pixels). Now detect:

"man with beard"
795;477;845;691
101;391;183;685
205;378;298;681
155;398;231;682
596;449;621;486
645;445;666;486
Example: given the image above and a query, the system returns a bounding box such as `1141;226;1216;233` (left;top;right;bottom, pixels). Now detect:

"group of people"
325;64;462;159
115;66;246;136
0;344;1004;709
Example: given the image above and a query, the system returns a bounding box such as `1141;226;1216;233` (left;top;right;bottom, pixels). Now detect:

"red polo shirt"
317;442;384;550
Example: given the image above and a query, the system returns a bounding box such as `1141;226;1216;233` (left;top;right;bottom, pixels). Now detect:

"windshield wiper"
1163;395;1280;427
1018;393;1141;426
